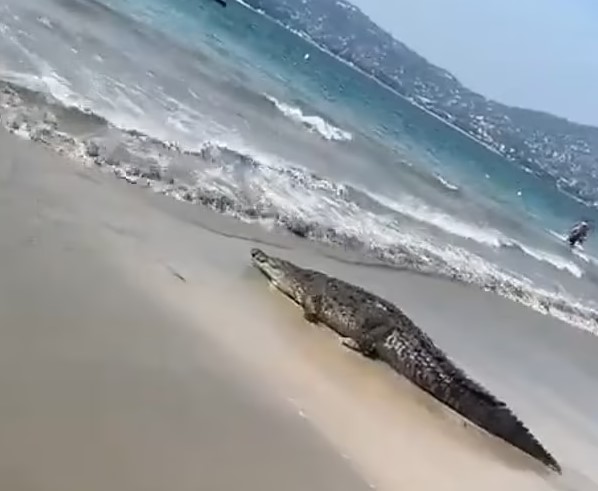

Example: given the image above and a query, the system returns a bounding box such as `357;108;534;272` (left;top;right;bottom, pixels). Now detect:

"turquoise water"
1;0;598;330
111;0;596;237
2;2;598;484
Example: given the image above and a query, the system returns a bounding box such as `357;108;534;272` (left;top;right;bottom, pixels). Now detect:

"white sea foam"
371;192;583;276
191;140;587;285
548;229;567;242
189;146;597;331
264;94;352;142
548;229;598;267
371;192;507;247
502;240;584;278
2;78;597;335
433;173;459;192
37;16;53;29
1;0;596;339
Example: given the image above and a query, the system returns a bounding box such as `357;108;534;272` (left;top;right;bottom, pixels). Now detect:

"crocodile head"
250;248;309;304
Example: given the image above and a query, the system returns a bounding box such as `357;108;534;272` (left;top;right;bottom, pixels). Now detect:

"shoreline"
2;75;598;335
3;76;598;334
0;127;373;491
1;128;597;489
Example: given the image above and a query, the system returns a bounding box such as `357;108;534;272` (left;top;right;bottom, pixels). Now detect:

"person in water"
567;220;592;248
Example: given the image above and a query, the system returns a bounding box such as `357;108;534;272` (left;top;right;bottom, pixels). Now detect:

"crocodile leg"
340;337;362;352
302;276;328;323
302;293;322;323
341;317;394;359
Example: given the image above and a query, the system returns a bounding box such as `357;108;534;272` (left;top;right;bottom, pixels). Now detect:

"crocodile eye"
250;248;266;262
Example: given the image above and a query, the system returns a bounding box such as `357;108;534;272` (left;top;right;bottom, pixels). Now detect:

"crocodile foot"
341;337;361;352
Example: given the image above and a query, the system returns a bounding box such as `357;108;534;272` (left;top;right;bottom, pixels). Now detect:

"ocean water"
1;0;598;333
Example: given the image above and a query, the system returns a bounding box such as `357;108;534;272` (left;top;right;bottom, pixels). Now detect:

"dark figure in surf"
567;220;591;248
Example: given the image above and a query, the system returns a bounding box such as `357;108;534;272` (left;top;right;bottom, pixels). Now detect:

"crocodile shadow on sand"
250;247;561;473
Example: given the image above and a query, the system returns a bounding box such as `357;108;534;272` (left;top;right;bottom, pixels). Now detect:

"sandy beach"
1;127;597;491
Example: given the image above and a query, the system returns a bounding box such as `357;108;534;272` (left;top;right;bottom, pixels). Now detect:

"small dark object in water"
212;0;226;6
172;270;186;282
166;265;187;282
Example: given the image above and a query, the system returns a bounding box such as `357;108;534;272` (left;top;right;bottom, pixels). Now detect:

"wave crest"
264;94;352;142
2;79;597;335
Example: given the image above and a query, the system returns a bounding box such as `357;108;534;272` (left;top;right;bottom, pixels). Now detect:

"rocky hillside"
244;0;598;206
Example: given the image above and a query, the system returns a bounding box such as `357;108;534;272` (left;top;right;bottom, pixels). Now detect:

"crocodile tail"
397;318;561;472
448;372;561;473
335;285;561;471
486;399;561;473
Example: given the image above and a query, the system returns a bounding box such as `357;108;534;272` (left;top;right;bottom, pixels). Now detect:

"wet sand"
0;129;371;491
1;127;597;491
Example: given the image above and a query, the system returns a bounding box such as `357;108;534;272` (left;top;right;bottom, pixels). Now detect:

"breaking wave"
433;173;460;192
499;241;583;278
372;191;582;277
264;94;353;142
1;79;597;334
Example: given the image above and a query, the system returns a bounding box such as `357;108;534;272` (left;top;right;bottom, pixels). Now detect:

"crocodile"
250;247;561;473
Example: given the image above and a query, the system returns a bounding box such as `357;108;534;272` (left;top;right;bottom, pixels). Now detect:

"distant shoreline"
234;0;598;210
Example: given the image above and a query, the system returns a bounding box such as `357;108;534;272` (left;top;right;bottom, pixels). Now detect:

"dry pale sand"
1;127;597;491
